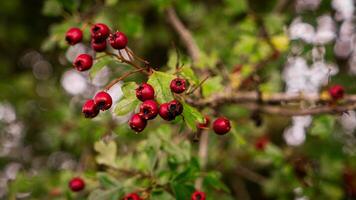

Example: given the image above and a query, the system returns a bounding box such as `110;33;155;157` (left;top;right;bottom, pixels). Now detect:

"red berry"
129;113;147;132
82;99;99;118
65;27;83;45
213;117;231;135
94;91;112;111
191;191;206;200
90;23;110;42
255;135;269;151
136;83;155;101
170;78;187;94
168;100;183;116
123;193;141;200
68;177;85;192
328;84;344;100
73;54;93;71
109;31;128;49
91;39;107;52
197;116;210;129
139;100;159;120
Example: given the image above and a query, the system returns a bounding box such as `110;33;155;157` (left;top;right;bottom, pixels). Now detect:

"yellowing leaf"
271;34;289;52
94;140;117;168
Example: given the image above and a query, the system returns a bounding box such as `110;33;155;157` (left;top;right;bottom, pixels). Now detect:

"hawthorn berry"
328;84;344;100
213;117;231;135
82;99;99;118
123;193;141;200
109;31;128;49
191;191;206;200
136;83;155;101
68;177;85;192
90;23;110;42
159;103;175;121
168;100;183;116
170;78;186;94
94;91;112;111
197;116;210;129
65;27;83;45
73;54;93;71
255;136;269;151
139;100;159;120
129;113;147;132
91;39;107;52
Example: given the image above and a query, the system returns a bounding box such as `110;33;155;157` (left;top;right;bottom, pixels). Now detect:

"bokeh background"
0;0;356;199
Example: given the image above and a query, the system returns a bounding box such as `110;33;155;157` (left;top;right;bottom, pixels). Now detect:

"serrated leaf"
147;71;175;103
180;66;199;85
114;97;139;116
121;82;138;97
94;140;117;168
202;76;223;97
182;102;204;131
90;57;116;78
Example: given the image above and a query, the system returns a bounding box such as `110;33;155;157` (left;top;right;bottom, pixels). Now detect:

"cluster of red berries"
65;23;128;72
82;91;112;118
128;79;185;132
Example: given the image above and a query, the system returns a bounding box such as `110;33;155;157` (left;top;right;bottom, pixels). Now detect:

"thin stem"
104;68;145;91
105;52;151;75
186;75;210;95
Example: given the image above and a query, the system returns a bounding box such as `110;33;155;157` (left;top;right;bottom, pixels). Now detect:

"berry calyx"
129;113;147;132
139;100;159;120
197;116;210;129
123;193;141;200
168;100;183;116
136;83;155;101
65;27;83;45
328;84;344;101
191;191;206;200
82;99;99;118
73;54;93;71
213;117;231;135
91;39;107;52
94;91;112;111
255;135;269;151
90;23;110;42
170;78;187;94
68;177;85;192
109;31;128;49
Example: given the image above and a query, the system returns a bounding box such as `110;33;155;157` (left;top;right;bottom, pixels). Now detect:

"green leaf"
147;71;175;103
182;102;204;131
114;98;139;116
202;76;223;97
90;57;116;79
88;187;122;200
171;183;195;200
180;66;199;85
204;172;230;192
42;0;62;16
97;173;120;189
121;82;138;97
94;140;117;168
310;115;335;138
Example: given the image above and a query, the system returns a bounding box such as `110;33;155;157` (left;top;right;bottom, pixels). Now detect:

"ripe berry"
136;83;155;101
139;100;159;120
197;116;210;129
91;39;107;52
129;113;147;132
123;193;141;200
170;78;186;94
159;103;175;121
68;177;85;192
94;91;112;111
73;54;93;71
255;136;269;151
168;100;183;116
90;23;110;42
191;191;206;200
65;27;83;45
82;99;99;118
328;84;344;100
109;31;128;49
213;117;231;135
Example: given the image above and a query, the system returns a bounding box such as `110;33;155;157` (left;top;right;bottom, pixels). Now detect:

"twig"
104;68;145;91
165;7;200;64
186;75;210;95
